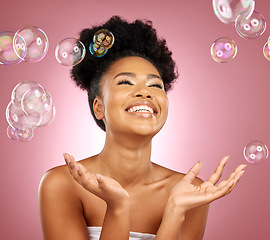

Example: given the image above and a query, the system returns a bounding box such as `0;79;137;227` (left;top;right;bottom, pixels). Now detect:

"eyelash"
117;80;163;89
150;84;163;89
117;79;133;85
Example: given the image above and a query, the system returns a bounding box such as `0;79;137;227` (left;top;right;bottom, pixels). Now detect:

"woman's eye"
117;80;133;85
149;84;163;89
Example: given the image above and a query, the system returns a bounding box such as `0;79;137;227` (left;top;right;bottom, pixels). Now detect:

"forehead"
105;56;160;77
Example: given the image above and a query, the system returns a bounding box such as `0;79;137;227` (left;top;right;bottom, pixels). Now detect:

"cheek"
159;93;169;110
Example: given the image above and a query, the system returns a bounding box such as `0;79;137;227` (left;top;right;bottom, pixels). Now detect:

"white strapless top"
87;226;156;240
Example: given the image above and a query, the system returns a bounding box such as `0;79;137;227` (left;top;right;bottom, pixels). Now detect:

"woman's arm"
64;153;130;240
38;168;89;240
156;156;246;240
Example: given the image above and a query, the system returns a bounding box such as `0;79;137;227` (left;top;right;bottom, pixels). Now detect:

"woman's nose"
133;86;152;99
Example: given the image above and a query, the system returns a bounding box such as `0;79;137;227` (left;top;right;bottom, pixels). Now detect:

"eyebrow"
113;72;162;80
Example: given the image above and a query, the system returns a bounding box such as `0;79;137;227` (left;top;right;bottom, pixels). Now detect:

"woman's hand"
167;156;246;214
63;153;129;210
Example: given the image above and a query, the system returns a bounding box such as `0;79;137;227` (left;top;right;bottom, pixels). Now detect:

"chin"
127;124;162;138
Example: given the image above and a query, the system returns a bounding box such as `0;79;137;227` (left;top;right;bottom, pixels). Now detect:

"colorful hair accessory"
90;29;114;57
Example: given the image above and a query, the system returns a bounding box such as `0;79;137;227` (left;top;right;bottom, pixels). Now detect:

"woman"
39;16;246;240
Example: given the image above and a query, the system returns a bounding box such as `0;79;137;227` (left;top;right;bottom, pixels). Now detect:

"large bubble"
211;37;237;63
55;38;86;66
21;87;52;116
11;81;43;107
0;31;26;65
212;0;255;24
6;101;41;130
235;11;266;39
13;26;49;63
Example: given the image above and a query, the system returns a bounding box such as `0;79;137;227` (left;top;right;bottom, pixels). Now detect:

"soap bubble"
6;101;41;130
17;128;34;142
89;42;108;57
235;11;266;39
212;0;255;24
38;103;56;127
268;35;270;48
7;125;19;140
244;141;269;164
7;81;56;141
11;81;44;107
263;42;270;61
7;125;34;142
55;38;86;66
21;87;52;116
14;26;49;63
211;37;237;63
93;29;114;49
0;31;26;65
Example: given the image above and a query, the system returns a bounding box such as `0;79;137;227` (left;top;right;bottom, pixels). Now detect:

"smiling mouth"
127;105;154;114
125;105;157;118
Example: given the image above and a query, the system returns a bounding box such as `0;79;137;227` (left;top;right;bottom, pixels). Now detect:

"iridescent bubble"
17;128;34;142
89;42;108;57
14;26;49;63
212;0;255;24
0;31;26;65
263;42;270;61
21;87;52;116
93;29;114;49
211;37;237;63
235;11;266;39
244;141;269;164
7;125;19;140
6;101;41;130
11;81;44;107
55;38;86;66
38;103;56;127
268;36;270;48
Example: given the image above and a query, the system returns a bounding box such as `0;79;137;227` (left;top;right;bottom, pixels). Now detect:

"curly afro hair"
71;15;178;131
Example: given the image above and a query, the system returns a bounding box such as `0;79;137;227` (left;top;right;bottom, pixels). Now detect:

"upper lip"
125;100;158;113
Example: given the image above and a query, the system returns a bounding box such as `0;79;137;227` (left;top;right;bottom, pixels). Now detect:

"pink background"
1;0;270;239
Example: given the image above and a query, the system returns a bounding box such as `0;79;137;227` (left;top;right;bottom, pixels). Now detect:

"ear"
93;97;104;120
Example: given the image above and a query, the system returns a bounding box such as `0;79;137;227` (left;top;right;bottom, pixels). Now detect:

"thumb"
96;174;106;189
182;161;203;183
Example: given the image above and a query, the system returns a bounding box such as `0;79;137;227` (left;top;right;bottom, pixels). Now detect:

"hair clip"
89;29;114;58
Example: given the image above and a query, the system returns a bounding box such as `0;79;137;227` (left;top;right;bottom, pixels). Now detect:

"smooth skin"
39;57;246;240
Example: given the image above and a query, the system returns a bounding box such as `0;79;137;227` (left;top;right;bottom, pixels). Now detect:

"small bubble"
243;141;269;165
211;37;237;63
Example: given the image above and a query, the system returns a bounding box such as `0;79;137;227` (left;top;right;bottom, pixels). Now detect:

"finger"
207;155;229;184
209;178;235;201
96;174;106;189
182;161;203;183
226;170;245;195
75;163;100;192
224;164;246;183
66;154;82;183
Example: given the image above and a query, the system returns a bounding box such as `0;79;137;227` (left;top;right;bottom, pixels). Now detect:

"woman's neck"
97;133;154;189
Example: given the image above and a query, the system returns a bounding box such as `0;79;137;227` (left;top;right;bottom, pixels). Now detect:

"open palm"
64;153;129;208
169;156;246;212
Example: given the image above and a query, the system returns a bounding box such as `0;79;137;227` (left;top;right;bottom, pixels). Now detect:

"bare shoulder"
39;164;73;192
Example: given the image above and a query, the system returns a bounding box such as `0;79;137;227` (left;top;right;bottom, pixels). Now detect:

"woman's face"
94;56;169;137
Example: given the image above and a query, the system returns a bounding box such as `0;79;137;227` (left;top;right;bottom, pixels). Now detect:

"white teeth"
127;105;154;113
